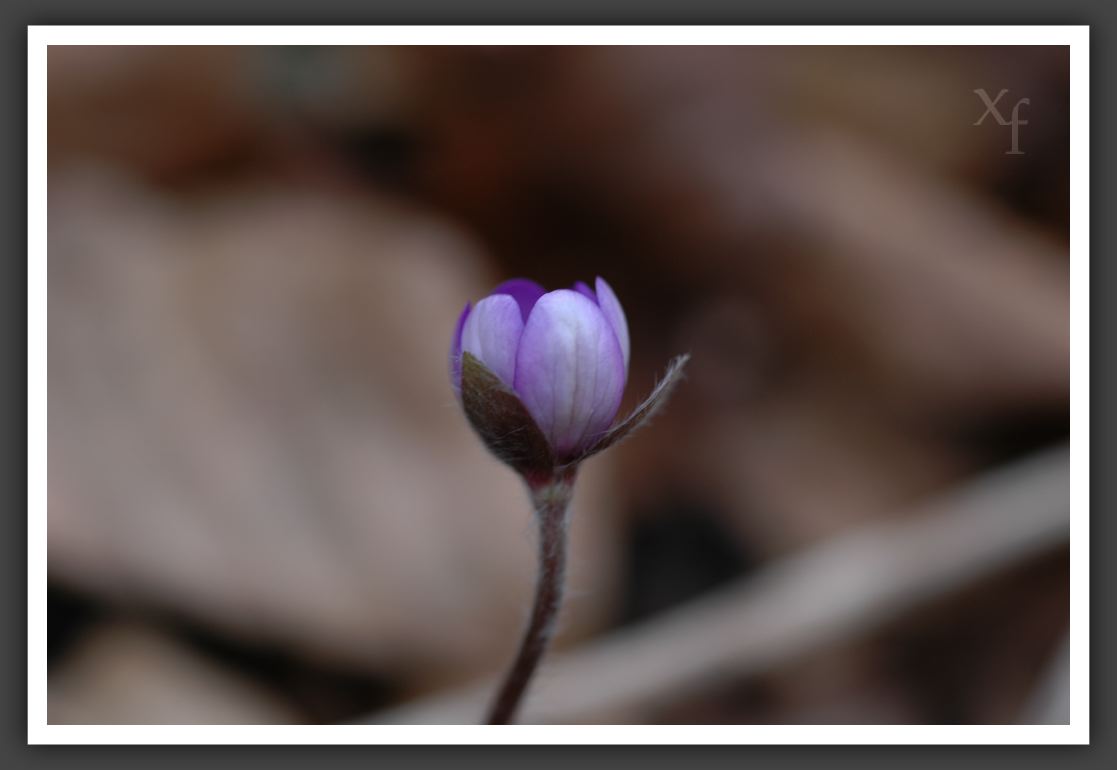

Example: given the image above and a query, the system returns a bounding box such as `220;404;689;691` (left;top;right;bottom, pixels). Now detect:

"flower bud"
452;277;687;477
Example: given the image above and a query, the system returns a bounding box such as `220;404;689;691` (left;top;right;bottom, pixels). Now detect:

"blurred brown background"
47;45;1070;725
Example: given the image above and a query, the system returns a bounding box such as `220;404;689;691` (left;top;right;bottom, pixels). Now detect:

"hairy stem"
486;472;575;724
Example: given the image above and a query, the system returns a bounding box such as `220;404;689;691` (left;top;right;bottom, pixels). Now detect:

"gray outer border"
5;0;1108;767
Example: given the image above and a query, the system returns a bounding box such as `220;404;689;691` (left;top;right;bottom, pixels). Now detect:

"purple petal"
450;302;472;391
572;280;597;302
513;290;626;457
461;294;524;387
491;278;547;322
595;277;630;371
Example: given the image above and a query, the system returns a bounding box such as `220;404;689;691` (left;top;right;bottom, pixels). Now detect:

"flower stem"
486;472;575;724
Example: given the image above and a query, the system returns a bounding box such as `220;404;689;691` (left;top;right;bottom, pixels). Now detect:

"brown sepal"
575;353;690;463
460;352;556;478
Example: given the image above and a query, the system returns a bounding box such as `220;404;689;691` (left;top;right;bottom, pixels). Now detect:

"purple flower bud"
452;277;629;460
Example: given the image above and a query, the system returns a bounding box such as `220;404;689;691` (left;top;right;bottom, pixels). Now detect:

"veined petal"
514;290;626;457
595;276;630;371
461;295;524;387
450;302;472;391
491;278;547;322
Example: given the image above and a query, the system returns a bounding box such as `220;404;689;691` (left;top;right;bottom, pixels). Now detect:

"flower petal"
572;280;596;302
514;290;626;457
461;295;524;387
491;278;547;322
450;302;472;392
595;276;630;371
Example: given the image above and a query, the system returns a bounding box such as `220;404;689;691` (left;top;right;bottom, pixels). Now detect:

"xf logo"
973;88;1030;155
